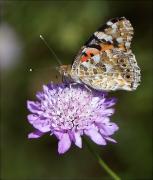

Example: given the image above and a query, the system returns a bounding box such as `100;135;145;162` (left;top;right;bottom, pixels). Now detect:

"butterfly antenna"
39;35;62;65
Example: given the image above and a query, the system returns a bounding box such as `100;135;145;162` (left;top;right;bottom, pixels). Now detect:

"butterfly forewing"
66;17;140;91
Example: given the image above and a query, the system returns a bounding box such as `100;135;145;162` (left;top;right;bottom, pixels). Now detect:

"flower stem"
84;138;121;180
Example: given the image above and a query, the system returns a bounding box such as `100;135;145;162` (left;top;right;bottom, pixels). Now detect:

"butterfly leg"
69;82;79;89
62;75;72;84
78;79;92;92
83;84;92;92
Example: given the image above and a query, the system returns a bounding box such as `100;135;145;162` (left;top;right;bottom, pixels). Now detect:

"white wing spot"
116;37;123;43
125;42;131;48
82;62;90;68
107;21;113;26
94;32;112;42
112;24;117;29
92;54;100;63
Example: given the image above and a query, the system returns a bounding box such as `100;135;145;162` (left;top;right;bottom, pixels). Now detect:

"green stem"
84;138;121;180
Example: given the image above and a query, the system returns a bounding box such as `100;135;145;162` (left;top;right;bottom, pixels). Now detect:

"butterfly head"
58;65;72;77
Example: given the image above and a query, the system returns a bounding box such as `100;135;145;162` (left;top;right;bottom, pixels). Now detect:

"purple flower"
27;83;119;154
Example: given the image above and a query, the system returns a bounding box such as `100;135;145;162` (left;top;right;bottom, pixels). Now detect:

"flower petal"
90;97;100;107
32;118;51;132
100;123;119;136
28;130;44;139
27;101;41;114
74;132;82;148
36;92;44;100
27;114;38;124
54;131;64;140
58;133;71;154
85;128;106;145
104;98;117;107
101;108;115;116
105;137;117;143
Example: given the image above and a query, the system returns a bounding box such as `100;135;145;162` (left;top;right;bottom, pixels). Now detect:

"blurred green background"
0;1;152;179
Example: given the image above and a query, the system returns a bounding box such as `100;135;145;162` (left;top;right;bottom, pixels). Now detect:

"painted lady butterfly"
59;17;141;91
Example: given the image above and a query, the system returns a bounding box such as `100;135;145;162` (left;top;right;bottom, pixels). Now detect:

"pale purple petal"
74;132;82;148
32;118;51;132
103;98;117;107
36;92;44;100
101;108;115;116
100;123;119;136
85;128;106;145
58;133;71;154
27;101;41;114
27;114;38;124
105;137;117;143
28;130;44;139
54;131;64;140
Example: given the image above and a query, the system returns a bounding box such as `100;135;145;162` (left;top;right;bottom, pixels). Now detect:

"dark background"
1;1;152;179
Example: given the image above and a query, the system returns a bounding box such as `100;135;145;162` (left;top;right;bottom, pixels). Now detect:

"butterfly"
58;17;141;91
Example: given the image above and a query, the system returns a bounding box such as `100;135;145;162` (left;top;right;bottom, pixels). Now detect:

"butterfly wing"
70;17;141;91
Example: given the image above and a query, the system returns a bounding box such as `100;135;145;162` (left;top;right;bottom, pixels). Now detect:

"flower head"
27;83;119;154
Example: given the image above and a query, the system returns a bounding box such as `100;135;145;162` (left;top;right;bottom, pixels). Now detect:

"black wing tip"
98;17;126;31
109;17;126;23
84;16;128;46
